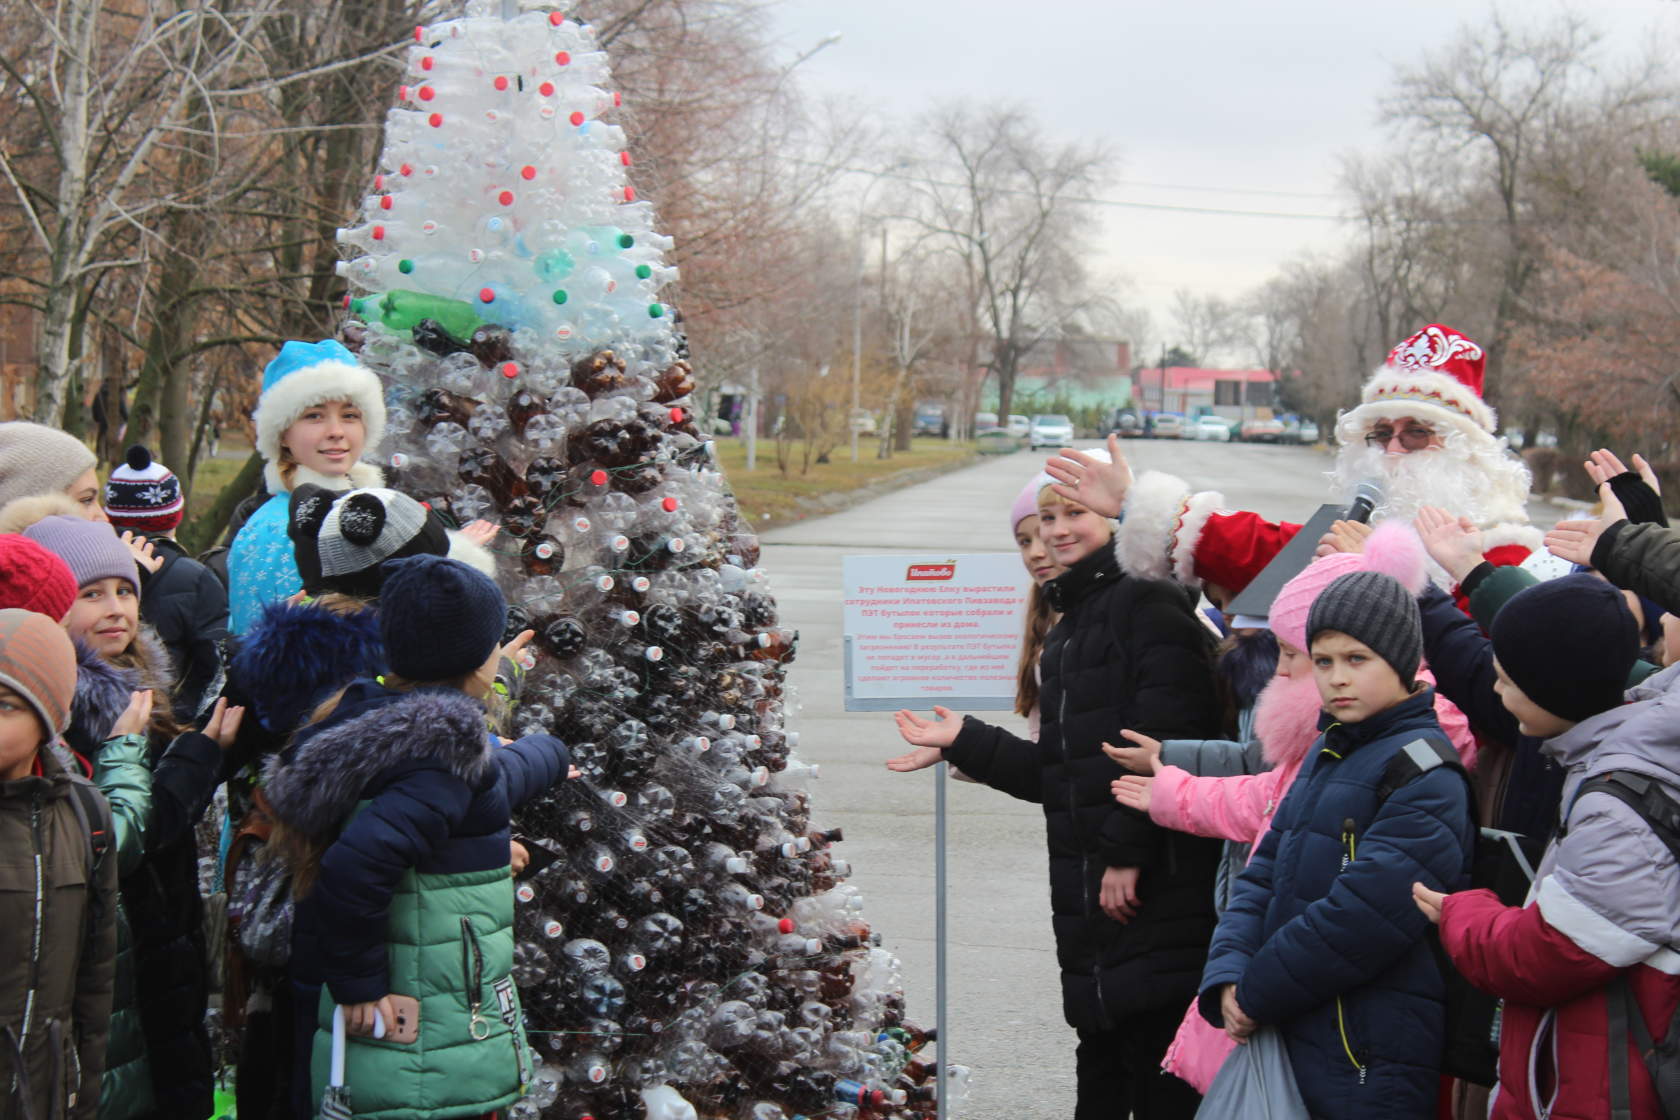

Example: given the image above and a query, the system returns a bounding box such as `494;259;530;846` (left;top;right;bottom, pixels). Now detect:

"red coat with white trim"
1437;663;1680;1120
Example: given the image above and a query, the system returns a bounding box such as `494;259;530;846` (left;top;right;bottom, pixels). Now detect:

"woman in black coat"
891;487;1223;1119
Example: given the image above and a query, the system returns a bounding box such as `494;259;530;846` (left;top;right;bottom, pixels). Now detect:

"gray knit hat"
1306;570;1423;686
0;422;97;511
288;485;448;599
22;515;141;593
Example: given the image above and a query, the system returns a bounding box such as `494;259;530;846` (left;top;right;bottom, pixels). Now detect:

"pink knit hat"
1269;520;1427;652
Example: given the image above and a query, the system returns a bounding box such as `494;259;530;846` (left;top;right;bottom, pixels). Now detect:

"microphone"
1345;478;1383;524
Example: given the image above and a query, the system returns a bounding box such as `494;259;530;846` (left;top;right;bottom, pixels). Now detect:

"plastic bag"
1195;1027;1308;1120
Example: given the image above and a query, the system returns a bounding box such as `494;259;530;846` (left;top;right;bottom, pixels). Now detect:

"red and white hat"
1340;323;1495;439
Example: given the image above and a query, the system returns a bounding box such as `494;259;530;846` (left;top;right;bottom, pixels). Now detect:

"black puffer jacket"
943;546;1224;1030
138;538;229;723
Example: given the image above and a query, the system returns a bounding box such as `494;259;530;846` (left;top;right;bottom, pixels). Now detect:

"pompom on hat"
1337;323;1497;444
1268;520;1428;653
288;485;450;598
253;339;387;492
104;445;184;532
0;535;78;621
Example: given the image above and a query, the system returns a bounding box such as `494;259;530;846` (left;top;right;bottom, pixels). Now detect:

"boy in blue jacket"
1198;570;1475;1118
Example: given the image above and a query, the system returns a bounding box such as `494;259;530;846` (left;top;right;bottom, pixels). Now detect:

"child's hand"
345;996;396;1038
119;530;164;574
1545;516;1616;567
1099;865;1141;923
1414;506;1486;583
1101;729;1162;774
1411;881;1447;925
893;707;961;749
1044;434;1131;517
1111;774;1153;812
510;840;530;877
568;766;582;780
1585;448;1661;495
201;696;246;750
461;519;500;548
885;746;944;773
499;628;536;672
108;690;153;739
1221;984;1257;1043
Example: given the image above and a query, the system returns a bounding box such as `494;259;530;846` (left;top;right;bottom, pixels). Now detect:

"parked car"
1111;409;1145;438
913;406;946;437
1239;417;1285;443
1191;415;1232;442
974;411;1001;432
1027;414;1075;449
1006;414;1030;439
1298;419;1320;444
1150;413;1184;439
849;408;878;435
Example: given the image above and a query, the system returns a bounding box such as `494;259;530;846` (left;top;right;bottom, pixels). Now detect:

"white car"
1006;414;1030;438
1192;416;1231;442
1027;414;1075;449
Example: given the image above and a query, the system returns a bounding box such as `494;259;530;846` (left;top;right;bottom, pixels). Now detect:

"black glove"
1609;471;1668;527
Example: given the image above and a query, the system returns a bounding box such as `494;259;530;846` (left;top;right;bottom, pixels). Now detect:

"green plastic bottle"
369;289;486;339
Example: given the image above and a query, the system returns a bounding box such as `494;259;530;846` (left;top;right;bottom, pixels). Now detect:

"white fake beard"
1329;429;1532;528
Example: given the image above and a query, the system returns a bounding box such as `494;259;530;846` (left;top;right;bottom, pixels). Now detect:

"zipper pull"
1340;817;1357;870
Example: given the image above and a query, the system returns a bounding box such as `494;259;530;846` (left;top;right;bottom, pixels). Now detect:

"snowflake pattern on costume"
227;493;304;635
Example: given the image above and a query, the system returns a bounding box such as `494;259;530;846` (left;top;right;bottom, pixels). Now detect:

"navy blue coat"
267;680;570;1000
1199;689;1474;1119
1416;585;1564;838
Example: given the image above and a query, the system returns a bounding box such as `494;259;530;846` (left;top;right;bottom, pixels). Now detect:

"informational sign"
841;553;1031;711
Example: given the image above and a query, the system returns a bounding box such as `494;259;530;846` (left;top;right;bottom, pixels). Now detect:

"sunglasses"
1364;425;1436;451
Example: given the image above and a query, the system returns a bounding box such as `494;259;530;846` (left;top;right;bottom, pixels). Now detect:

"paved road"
760;438;1571;1118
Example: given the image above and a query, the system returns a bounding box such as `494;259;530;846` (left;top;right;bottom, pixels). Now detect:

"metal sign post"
841;554;1030;1118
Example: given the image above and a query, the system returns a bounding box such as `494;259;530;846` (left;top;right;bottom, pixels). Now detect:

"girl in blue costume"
227;340;387;633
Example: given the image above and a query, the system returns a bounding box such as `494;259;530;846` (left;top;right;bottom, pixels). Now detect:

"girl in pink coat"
1106;520;1478;1092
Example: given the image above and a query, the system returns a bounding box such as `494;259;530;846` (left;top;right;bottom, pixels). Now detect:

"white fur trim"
265;459;385;496
253;358;388;472
1481;523;1542;554
1358;365;1497;433
1336;399;1497;451
1114;470;1193;582
1171;490;1223;586
1536;875;1660;968
445;531;498;580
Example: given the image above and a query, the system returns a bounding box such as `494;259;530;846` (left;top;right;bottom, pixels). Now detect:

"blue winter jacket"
1198;688;1475;1119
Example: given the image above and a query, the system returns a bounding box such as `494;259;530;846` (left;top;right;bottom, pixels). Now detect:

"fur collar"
262;687;491;841
68;627;174;749
263;460;385;497
231;600;385;734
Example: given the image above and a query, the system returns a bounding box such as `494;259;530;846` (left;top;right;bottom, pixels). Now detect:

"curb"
750;451;983;530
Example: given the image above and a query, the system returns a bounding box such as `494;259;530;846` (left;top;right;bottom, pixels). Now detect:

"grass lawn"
712;437;977;527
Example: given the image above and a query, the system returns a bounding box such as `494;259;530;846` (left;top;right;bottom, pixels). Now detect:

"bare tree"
901;103;1112;422
1170;288;1244;366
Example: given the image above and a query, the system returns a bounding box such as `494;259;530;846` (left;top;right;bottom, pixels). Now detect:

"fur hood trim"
232;600;384;734
69;626;171;743
253;356;386;474
263;459;384;498
1114;470;1198;583
0;491;84;535
445;530;498;580
263;688;491;841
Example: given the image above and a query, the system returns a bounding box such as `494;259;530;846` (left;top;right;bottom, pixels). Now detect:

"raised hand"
1314;519;1374;558
1101;728;1163;774
1045;434;1131;517
201;696;247;750
1111;774;1153;813
893;706;962;749
108;690;153;739
1414;506;1485;583
119;530;164;574
461;519;500;548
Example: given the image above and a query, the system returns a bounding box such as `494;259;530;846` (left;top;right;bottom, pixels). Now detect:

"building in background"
1132;365;1277;421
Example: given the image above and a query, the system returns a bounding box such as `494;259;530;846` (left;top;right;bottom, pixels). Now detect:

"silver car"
1027;414;1075;449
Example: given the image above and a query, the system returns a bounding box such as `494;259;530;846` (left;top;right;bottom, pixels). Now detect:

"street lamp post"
850;165;904;462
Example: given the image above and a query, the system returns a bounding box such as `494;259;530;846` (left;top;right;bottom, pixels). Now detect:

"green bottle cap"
398;259;415;274
648;303;664;318
552;289;569;305
635;264;652;280
618;233;635;249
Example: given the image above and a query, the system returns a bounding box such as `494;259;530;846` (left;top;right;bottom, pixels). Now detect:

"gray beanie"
23;515;140;592
0;422;97;511
1306;570;1423;686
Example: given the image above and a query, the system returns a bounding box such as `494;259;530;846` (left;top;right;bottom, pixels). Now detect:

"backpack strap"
1564;771;1680;866
1375;733;1471;805
63;779;113;881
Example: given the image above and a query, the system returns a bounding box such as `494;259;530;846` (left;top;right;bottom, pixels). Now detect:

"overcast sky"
765;0;1678;353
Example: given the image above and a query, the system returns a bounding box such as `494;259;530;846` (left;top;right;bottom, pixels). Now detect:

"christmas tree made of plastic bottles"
335;4;955;1117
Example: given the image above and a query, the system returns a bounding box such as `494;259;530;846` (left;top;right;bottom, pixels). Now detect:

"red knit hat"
0;534;79;621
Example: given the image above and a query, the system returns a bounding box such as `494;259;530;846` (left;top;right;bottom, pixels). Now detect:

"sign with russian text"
841;553;1031;712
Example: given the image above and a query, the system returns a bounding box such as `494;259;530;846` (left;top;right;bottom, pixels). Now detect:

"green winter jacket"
1593;519;1680;614
88;734;156;1120
311;865;530;1120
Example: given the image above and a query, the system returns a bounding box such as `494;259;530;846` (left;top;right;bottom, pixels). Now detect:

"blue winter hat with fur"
378;555;506;682
253;339;386;491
